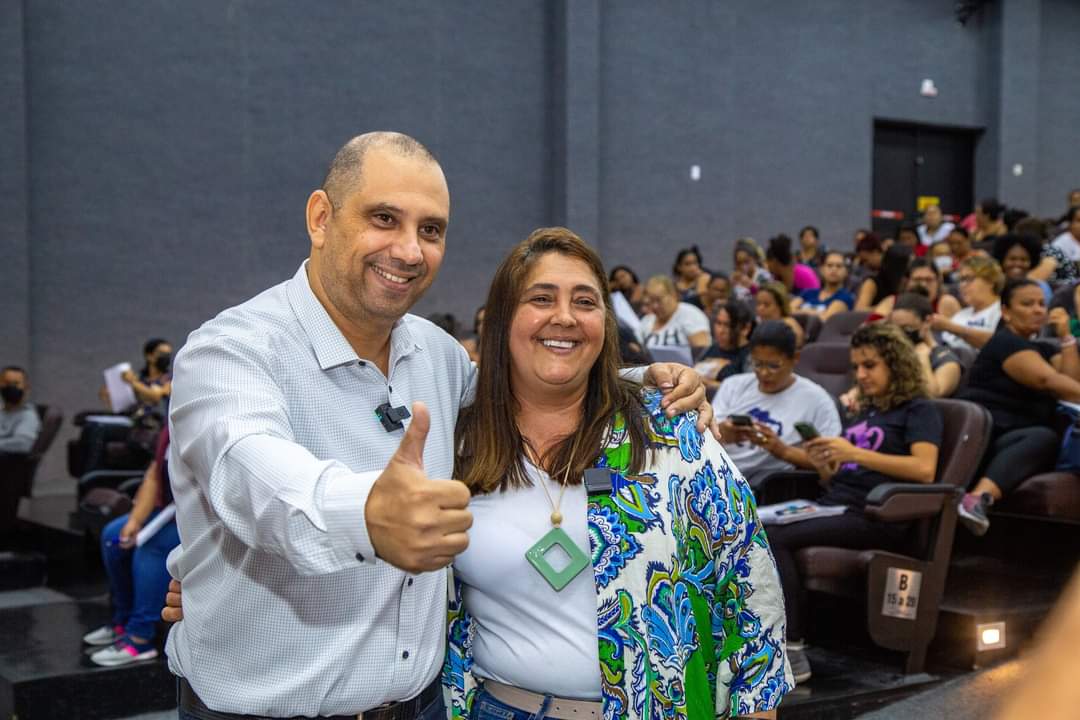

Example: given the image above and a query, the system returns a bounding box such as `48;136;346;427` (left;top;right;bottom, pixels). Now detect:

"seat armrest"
753;470;821;505
863;483;961;523
78;469;146;497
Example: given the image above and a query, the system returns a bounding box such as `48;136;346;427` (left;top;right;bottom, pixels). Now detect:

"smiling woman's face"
509;252;606;401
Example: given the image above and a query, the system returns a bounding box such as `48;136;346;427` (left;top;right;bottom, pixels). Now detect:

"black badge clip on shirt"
584;468;614;495
375;402;411;432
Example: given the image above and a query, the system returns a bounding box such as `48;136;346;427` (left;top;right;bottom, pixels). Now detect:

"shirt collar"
286;261;423;371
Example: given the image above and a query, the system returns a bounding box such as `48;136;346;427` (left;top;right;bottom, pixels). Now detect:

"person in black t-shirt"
955;279;1080;535
764;322;942;683
695;299;755;395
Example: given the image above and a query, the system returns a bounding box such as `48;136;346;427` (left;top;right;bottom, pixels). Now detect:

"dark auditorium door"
871;121;979;239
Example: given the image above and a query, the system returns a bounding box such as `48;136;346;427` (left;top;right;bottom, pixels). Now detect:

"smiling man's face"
309;145;450;328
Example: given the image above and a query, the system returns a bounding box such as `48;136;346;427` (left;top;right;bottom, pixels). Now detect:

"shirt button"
388;385;393;393
355;553;365;562
402;651;410;660
407;578;413;587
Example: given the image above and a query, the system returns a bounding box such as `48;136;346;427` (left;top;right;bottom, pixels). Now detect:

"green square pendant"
525;526;590;591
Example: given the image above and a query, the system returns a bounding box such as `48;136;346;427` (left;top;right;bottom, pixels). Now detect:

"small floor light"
976;621;1007;652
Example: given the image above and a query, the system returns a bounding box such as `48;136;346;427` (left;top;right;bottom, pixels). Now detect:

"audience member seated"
712;321;842;486
791;251;854;321
672;246;711;309
0;366;40;456
895;222;924;256
755;282;805;347
848;232;884;292
797;225;826;268
731;237;772;299
872;258;962;318
972;198;1008;246
765;323;943;682
839;293;962;412
1051;206;1080;265
83;426;178;666
639;274;711;359
954;279;1080;535
609;264;645;316
917;204;954;249
1017;217;1080;288
854;243;911;311
943;226;984;280
993;233;1053;301
699;271;732;315
766;233;820;294
934;256;1003;354
76;338;173;475
695;299;755;392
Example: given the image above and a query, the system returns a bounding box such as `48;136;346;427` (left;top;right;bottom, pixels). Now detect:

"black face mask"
904;328;923;346
0;385;24;405
154;353;172;373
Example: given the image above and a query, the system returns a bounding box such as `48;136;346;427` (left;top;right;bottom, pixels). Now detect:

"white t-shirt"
640;302;710;349
453;461;601;700
1052;231;1080;262
917;222;955;247
942;300;1002;351
712;373;842;485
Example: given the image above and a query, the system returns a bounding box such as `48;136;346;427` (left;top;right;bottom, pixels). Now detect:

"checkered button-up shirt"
165;262;474;716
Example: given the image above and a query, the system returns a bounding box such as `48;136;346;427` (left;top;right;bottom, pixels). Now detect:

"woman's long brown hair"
455;227;648;494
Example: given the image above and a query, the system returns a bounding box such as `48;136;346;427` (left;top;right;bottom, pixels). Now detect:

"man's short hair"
321;132;438;208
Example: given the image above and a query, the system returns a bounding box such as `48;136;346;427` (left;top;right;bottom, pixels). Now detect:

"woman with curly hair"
763;322;943;683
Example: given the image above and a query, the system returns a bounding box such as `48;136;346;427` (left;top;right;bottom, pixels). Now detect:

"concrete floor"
856;660;1024;719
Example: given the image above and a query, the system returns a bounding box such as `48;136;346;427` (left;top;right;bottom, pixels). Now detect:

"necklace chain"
524;433;581;527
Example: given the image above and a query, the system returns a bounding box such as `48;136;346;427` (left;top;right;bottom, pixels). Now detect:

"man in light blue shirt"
166;132;710;720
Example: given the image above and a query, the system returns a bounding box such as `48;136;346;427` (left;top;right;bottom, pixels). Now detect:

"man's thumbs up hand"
365;402;472;573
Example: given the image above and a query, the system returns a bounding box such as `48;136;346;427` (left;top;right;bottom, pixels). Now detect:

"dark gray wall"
4;0;1079;492
1037;0;1080;216
595;0;994;278
1;1;30;369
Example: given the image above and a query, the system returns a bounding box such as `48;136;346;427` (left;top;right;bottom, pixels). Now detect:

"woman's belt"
482;680;601;720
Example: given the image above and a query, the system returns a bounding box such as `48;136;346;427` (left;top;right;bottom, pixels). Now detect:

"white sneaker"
89;639;158;667
82;624;123;646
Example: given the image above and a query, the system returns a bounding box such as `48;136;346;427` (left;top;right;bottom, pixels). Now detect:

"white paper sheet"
103;362;138;414
136;504;176;547
757;500;847;525
610;292;643;343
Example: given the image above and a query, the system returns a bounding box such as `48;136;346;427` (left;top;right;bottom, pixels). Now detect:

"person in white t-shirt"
713;321;842;486
639;275;711;356
1051;206;1080;263
933;256;1003;353
917;204;955;248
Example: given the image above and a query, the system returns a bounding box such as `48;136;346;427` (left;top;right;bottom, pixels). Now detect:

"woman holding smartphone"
762;322;943;683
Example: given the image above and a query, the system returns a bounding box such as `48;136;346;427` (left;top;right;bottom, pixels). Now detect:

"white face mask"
933;255;954;272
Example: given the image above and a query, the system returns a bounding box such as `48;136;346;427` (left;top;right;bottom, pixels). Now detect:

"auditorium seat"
792;313;823;344
0;404;63;536
756;399;992;673
817;310;871;343
995;472;1080;523
794;342;852;399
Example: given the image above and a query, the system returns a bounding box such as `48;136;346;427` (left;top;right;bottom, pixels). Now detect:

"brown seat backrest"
792;313;823;344
818;310;871;342
930;398;992;489
794;342;852;399
30;404;64;461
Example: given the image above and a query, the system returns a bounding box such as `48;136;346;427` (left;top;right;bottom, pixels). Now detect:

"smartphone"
794;422;820;441
729;414;753;427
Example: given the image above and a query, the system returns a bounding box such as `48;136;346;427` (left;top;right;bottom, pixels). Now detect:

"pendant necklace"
523;438;591;592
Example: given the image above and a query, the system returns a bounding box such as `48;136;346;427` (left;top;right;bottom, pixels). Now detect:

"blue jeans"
101;508;180;640
471;688;558;720
176;684;445;720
